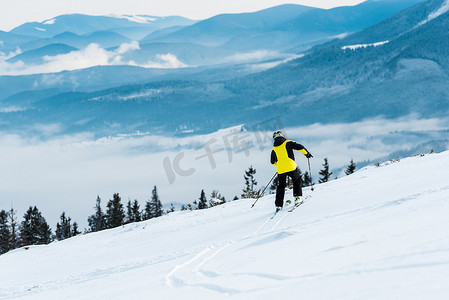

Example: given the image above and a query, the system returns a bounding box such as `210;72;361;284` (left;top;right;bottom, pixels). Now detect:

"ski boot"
294;196;302;206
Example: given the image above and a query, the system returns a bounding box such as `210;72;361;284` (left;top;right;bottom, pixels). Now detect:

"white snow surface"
1;151;449;299
417;0;449;27
108;14;158;24
341;41;389;50
42;19;56;25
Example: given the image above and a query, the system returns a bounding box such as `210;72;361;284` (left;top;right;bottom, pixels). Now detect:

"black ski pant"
275;168;302;207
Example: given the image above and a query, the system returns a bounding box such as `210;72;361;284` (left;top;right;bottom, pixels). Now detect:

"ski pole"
308;157;314;191
251;172;277;208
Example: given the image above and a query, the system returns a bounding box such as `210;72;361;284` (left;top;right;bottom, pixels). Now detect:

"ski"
271;195;310;218
288;200;304;212
288;195;311;212
270;208;282;219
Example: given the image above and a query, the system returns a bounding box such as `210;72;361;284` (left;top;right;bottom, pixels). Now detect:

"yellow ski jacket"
271;137;309;174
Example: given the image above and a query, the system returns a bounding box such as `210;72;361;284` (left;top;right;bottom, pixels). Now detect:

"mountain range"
8;14;196;40
1;0;422;63
3;0;449;142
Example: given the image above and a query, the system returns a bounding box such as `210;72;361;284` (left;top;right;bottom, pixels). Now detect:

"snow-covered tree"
210;190;226;207
167;203;175;214
191;200;198;210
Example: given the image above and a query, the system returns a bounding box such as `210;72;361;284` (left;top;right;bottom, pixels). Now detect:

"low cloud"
223;50;303;72
0;47;22;60
1;115;448;229
140;53;188;69
0;41;189;75
224;50;293;63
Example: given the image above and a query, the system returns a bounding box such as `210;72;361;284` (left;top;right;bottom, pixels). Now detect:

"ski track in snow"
2;252;191;299
163;198;314;295
165;243;241;295
161;194;333;296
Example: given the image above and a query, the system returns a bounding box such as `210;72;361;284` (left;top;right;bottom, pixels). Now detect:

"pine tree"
19;207;34;246
72;222;81;236
198;190;208;210
168;203;175;213
144;186;163;219
241;166;259;198
144;198;152;219
303;171;312;187
0;210;11;254
132;200;141;222
345;159;356;175
20;206;52;246
88;196;107;232
105;193;125;228
126;200;141;223
153;187;163;217
318;158;333;183
55;212;72;240
192;200;198;210
8;208;19;250
126;200;133;224
38;219;52;245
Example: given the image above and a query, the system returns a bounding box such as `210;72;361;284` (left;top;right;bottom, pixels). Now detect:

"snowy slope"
1;151;449;299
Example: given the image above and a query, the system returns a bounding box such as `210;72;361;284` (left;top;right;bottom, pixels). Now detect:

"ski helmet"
273;131;284;139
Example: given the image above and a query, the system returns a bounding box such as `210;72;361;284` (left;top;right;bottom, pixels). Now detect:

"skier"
271;131;312;212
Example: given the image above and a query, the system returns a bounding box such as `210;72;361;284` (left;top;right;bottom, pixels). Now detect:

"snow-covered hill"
1;151;449;299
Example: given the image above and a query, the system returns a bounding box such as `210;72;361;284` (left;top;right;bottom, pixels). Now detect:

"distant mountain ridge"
4;0;446;138
2;1;422;55
18;31;132;52
9;14;196;39
6;43;78;64
143;0;424;51
224;0;449;125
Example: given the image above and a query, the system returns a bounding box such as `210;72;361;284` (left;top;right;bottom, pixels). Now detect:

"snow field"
1;151;449;299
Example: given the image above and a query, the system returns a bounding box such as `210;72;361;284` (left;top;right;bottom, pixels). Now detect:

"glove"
306;153;313;159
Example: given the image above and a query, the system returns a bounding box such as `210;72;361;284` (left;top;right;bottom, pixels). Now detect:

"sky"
1;0;366;31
